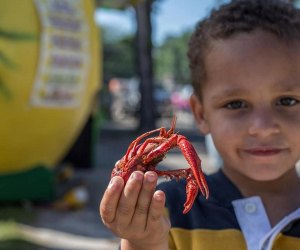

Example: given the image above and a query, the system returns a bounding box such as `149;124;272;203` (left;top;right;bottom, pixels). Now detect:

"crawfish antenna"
169;115;177;135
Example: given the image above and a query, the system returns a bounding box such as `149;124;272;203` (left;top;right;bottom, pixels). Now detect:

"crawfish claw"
183;178;199;214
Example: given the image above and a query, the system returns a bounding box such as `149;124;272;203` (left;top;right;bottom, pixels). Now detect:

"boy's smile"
191;30;300;182
242;147;286;157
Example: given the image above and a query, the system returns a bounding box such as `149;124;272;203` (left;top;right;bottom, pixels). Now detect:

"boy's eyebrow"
210;88;246;100
210;82;300;100
273;81;300;91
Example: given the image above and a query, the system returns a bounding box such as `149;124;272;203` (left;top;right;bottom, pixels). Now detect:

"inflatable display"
0;0;100;200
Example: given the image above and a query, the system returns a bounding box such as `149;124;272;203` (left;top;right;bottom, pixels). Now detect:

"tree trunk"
135;0;155;132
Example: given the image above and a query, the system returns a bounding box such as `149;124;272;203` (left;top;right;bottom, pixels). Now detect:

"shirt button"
244;202;256;213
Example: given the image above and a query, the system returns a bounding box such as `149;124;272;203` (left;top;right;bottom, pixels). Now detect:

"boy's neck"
223;167;300;226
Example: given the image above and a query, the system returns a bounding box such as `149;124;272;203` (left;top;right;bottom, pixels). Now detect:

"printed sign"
31;0;90;107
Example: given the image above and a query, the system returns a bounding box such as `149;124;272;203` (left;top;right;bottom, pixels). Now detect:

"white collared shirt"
232;196;300;250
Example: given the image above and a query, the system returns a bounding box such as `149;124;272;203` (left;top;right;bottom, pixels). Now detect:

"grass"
0;221;51;250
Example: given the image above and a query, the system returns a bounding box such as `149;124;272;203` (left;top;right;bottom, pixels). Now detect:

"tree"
101;26;135;82
154;31;191;86
97;0;157;131
292;0;300;5
135;0;155;131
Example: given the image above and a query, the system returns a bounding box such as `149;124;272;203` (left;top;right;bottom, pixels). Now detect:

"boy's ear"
190;94;210;134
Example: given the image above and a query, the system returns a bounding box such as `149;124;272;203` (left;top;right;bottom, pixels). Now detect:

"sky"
95;0;228;45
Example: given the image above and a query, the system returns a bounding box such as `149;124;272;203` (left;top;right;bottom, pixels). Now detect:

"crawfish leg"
156;168;200;214
124;128;163;161
137;137;167;156
164;116;177;136
145;134;178;164
155;168;191;180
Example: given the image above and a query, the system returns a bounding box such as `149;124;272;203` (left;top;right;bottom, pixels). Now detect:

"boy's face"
190;30;300;181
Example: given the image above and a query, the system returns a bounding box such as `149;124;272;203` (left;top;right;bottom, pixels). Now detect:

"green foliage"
292;0;300;6
101;23;193;85
101;25;136;82
0;221;21;241
154;31;192;85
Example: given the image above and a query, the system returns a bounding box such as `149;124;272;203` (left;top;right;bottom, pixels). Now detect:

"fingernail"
154;191;164;201
131;171;143;180
146;172;156;182
108;178;117;188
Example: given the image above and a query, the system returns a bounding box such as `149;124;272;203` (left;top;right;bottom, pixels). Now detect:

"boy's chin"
243;168;292;182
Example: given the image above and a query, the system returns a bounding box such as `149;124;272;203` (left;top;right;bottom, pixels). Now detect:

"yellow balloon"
0;0;101;174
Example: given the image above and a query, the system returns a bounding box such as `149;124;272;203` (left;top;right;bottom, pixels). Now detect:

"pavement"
0;112;219;250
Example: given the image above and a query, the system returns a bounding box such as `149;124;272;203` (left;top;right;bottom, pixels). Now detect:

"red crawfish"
111;116;209;214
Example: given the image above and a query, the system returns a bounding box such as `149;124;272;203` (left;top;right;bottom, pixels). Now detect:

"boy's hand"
100;171;170;250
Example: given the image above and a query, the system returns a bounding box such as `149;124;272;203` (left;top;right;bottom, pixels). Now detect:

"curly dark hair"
188;0;300;99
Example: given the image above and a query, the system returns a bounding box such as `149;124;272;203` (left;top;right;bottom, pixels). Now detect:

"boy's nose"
248;108;280;137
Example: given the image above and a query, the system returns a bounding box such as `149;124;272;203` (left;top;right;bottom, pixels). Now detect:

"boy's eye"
224;100;247;109
276;97;298;106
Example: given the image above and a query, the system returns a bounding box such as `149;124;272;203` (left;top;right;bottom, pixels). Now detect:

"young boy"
100;0;300;249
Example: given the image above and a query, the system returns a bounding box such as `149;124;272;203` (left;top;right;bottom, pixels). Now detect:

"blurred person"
100;1;300;249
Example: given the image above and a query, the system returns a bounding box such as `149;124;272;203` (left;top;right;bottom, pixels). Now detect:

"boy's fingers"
147;190;171;238
100;176;124;224
114;171;144;228
130;171;157;229
147;190;166;224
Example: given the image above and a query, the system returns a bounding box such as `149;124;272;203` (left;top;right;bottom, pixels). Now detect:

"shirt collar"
206;169;244;207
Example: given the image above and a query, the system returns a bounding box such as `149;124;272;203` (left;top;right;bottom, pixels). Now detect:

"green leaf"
0;28;37;41
0;51;17;69
0;76;12;100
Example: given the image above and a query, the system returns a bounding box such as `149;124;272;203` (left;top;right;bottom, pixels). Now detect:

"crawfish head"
112;154;158;183
111;116;209;214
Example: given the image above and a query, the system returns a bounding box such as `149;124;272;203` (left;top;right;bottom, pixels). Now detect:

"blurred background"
0;0;299;249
